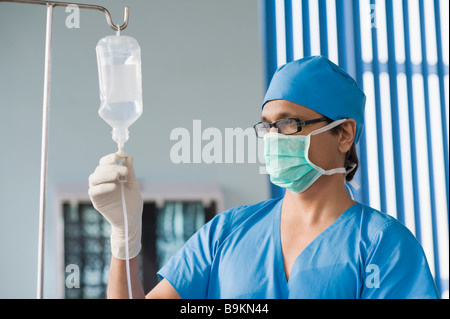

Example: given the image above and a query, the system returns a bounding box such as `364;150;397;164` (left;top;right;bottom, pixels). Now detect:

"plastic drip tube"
117;145;132;299
120;179;132;299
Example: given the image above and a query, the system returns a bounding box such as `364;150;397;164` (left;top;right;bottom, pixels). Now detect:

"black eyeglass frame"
253;116;330;137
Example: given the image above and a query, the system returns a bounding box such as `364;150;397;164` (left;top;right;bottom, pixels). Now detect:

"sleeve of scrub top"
360;220;440;299
156;208;235;299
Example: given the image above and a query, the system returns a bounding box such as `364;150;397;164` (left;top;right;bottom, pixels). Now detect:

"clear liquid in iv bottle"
96;35;143;146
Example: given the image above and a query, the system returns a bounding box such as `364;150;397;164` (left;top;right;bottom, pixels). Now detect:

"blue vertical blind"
261;0;449;298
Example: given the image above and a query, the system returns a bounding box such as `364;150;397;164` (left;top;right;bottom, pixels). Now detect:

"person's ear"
338;119;356;153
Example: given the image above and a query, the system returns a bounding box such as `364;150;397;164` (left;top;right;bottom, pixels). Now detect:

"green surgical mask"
264;119;351;194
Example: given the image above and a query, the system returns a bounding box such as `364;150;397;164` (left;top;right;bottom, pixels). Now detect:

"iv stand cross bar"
0;0;129;31
0;0;130;299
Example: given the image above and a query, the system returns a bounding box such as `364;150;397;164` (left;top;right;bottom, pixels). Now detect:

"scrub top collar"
273;197;359;290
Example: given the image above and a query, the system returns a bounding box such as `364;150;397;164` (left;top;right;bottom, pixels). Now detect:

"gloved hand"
88;153;143;260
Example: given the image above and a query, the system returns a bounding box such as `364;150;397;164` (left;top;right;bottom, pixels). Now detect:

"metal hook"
103;6;129;31
71;3;129;31
0;0;130;31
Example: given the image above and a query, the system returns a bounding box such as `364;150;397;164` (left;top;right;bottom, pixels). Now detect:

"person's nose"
269;126;278;133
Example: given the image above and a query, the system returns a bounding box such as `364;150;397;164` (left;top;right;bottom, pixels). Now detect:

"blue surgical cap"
262;56;366;143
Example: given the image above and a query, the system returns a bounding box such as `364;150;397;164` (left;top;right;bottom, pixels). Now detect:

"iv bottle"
96;35;143;149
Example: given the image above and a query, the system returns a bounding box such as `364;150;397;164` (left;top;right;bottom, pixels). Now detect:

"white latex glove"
88;153;143;260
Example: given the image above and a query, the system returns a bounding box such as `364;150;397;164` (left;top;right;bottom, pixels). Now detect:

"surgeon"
88;56;440;299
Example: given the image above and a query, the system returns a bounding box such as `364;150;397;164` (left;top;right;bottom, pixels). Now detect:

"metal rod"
0;0;129;31
36;3;53;299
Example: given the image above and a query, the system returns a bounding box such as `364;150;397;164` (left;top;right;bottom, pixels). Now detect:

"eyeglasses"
253;117;330;138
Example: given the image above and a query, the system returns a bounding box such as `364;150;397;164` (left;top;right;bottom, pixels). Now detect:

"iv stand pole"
38;3;53;301
0;0;130;299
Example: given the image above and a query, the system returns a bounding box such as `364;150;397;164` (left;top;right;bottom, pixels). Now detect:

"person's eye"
277;119;298;134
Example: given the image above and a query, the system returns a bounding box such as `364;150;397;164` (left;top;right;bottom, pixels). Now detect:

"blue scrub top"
157;197;440;299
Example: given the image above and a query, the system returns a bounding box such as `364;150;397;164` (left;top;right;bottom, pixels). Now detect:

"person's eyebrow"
261;112;303;122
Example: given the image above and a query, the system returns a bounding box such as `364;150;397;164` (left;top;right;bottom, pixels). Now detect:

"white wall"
0;0;268;298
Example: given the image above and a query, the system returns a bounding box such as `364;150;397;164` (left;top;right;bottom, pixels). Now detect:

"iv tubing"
120;180;133;299
117;142;132;299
